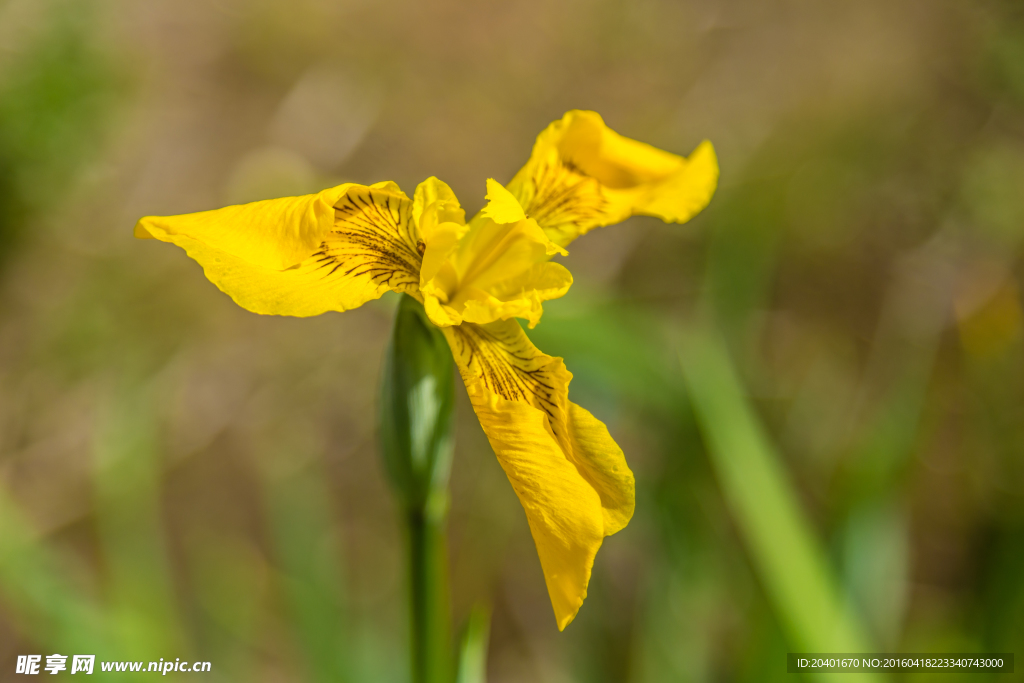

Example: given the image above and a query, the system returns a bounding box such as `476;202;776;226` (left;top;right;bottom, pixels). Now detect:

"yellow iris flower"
135;110;718;630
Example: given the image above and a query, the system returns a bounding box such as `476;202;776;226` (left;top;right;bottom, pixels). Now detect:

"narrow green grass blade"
678;323;884;683
455;604;491;683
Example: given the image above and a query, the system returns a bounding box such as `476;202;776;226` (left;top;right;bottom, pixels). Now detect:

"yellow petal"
421;216;569;328
135;184;354;270
443;319;634;630
563;402;634;535
415;177;469;288
135;183;423;316
413;176;466;230
480;178;527;224
418;218;469;327
506;110;718;247
419;221;467;285
634;139;718;224
460;261;572;329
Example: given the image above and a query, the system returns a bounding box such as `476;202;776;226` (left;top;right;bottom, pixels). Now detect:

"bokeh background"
1;0;1023;680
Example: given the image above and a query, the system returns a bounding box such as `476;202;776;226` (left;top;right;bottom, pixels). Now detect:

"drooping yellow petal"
443;319;634;630
506;110;719;247
135;182;423;316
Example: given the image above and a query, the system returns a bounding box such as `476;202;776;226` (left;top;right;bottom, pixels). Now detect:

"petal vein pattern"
135;183;422;317
448;319;560;415
443;319;634;630
319;186;421;293
513;157;613;247
506;110;719;248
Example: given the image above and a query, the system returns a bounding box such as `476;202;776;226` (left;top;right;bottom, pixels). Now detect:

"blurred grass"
260;441;350;683
0;487;110;658
95;381;186;663
0;0;119;266
679;322;879;682
455;604;491;683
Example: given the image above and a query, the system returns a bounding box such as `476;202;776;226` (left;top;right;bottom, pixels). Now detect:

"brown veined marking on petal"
522;158;609;239
450;323;563;430
310;187;422;292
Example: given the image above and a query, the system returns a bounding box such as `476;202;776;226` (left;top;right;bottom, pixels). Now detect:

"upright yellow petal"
413;176;466;230
418;177;572;329
443;319;634;630
480;178;527;224
506;110;718;247
135;182;423;316
421;214;571;329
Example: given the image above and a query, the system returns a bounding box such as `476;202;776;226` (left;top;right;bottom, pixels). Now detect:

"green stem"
380;295;456;683
408;505;451;683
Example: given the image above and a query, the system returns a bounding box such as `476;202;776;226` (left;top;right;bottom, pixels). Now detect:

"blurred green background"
1;0;1023;681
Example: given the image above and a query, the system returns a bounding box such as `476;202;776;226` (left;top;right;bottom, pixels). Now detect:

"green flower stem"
381;295;456;683
408;503;451;683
